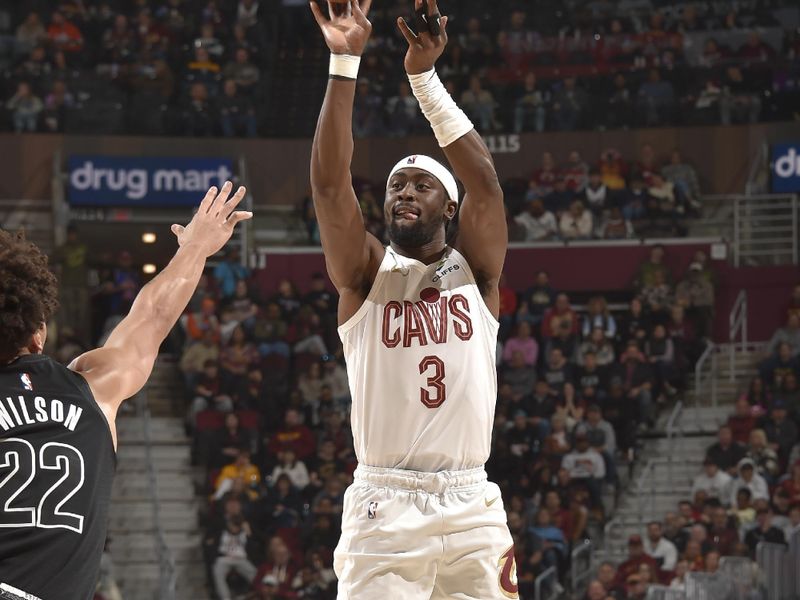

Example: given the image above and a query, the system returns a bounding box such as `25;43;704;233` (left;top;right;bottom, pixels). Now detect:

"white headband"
387;155;459;204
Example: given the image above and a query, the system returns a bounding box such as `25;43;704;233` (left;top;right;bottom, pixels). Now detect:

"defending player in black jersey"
0;183;251;600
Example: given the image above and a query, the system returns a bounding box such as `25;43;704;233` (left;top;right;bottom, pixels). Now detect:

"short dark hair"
0;230;58;361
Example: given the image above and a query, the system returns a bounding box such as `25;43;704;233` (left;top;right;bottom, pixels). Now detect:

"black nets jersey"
0;354;116;600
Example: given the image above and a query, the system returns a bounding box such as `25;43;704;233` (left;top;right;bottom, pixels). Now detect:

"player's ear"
444;200;458;220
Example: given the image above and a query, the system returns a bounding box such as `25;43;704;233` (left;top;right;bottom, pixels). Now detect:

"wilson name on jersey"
339;247;499;473
0;354;116;600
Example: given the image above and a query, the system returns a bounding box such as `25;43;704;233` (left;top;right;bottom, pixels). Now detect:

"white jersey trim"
337;249;391;336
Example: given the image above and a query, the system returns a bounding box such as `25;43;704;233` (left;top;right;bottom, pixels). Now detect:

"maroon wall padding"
252;244;800;343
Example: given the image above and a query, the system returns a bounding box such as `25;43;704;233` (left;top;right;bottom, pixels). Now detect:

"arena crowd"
1;0;799;136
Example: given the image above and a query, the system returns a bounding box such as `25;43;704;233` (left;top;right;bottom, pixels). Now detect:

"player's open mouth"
394;206;420;221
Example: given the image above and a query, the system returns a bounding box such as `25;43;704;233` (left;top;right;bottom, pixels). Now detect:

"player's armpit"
443;131;507;312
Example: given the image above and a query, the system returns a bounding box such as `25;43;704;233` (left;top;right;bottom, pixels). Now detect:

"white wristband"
408;69;474;148
329;54;361;80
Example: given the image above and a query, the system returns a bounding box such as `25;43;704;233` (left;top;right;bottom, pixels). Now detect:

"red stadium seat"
195;410;225;431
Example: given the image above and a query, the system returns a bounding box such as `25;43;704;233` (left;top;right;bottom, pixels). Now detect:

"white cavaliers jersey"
339;246;499;472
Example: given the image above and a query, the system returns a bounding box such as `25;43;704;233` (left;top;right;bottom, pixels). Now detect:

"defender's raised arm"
398;0;507;316
69;183;251;443
309;0;383;305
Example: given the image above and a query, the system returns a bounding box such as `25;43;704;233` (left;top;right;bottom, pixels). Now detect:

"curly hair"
0;230;59;361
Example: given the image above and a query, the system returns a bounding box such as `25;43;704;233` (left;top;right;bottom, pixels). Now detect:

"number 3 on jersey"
419;356;446;408
0;438;85;533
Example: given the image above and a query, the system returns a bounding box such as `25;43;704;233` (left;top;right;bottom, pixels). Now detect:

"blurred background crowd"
0;0;798;138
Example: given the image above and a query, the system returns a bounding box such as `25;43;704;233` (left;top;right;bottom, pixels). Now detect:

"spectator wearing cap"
729;458;769;505
581;405;617;482
744;509;786;557
514;199;558;242
613;535;658;588
762;400;799;464
562;432;605;508
691;457;732;502
706;425;747;476
643;520;678;571
212;515;257;600
253;536;298;598
675;262;715;338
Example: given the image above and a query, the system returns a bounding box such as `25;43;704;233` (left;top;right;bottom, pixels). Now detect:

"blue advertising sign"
68;156;234;207
772;143;800;193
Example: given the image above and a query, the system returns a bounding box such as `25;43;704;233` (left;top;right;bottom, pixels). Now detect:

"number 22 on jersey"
0;438;85;533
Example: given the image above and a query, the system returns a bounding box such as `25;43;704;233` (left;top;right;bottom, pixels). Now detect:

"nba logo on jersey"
367;501;378;519
19;373;33;391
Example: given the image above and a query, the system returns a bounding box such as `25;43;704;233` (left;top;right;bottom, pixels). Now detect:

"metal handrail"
570;539;593;593
733;194;800;267
729;291;748;384
636;459;657;524
665;401;683;484
534;566;558;600
136;391;177;600
694;341;714;406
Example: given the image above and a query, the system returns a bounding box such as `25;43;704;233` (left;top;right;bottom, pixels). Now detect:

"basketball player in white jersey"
309;0;516;597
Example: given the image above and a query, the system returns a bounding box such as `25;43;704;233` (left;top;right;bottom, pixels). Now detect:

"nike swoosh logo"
485;497;499;507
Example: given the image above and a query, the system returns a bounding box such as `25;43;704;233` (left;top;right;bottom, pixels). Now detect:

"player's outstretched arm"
310;0;383;296
398;0;507;315
69;183;252;421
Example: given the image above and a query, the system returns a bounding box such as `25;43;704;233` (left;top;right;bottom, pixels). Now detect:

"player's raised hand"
397;0;449;75
310;0;373;56
171;182;253;257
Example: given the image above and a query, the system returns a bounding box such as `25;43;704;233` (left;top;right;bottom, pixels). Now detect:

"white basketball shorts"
333;465;519;599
